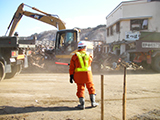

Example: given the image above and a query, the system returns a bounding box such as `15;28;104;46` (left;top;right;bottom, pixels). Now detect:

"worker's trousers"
76;82;96;98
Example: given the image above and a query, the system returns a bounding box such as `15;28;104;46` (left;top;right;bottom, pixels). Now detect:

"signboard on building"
136;41;160;52
125;31;140;41
142;42;160;48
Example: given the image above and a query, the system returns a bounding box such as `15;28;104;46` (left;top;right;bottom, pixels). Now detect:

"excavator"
6;3;66;36
4;3;83;73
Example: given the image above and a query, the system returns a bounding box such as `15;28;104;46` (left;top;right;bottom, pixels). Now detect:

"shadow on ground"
0;105;93;115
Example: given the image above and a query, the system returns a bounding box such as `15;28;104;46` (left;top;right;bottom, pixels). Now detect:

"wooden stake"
123;67;127;120
101;75;104;120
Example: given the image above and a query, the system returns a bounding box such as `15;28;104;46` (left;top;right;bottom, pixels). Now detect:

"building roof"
106;0;147;19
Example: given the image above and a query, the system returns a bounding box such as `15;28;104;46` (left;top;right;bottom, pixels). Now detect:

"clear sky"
0;0;131;36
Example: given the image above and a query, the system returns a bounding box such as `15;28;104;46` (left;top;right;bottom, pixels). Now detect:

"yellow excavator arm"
6;3;66;36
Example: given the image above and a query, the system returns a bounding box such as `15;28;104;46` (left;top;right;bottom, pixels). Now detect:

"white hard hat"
78;41;87;48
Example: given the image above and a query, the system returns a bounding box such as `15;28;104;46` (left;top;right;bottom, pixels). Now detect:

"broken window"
107;28;109;36
116;22;120;33
110;26;113;35
130;19;148;30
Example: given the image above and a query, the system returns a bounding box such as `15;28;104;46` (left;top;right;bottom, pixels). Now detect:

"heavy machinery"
34;28;81;72
0;3;68;81
0;3;87;78
6;3;66;36
0;35;35;81
1;2;100;78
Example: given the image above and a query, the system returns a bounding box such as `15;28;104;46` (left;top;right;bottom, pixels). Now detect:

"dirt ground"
0;69;160;120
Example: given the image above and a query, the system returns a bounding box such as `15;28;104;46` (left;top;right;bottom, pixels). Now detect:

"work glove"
70;74;74;83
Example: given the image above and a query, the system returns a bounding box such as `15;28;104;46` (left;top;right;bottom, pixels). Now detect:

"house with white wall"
105;0;160;56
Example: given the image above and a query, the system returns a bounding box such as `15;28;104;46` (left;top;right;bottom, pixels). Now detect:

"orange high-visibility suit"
69;49;96;98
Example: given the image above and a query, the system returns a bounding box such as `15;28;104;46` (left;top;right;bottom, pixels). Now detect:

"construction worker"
69;41;98;109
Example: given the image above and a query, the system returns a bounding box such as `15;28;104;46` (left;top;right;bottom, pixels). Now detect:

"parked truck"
0;35;35;81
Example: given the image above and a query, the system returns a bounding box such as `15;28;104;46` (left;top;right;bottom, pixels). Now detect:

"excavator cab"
55;29;79;59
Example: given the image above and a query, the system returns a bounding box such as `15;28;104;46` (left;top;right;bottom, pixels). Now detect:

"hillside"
80;25;106;40
30;25;106;46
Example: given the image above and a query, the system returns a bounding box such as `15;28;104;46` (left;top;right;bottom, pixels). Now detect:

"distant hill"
80;25;106;41
30;24;106;46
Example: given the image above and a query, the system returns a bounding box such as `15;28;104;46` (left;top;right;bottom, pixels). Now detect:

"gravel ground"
0;69;160;120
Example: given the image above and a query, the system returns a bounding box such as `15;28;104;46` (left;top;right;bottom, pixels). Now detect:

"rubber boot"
90;94;98;107
77;97;85;109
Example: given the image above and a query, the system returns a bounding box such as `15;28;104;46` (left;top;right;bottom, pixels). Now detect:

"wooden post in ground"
123;67;127;120
101;75;104;120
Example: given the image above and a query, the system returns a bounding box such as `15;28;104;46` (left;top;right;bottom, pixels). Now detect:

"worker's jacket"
69;49;93;83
